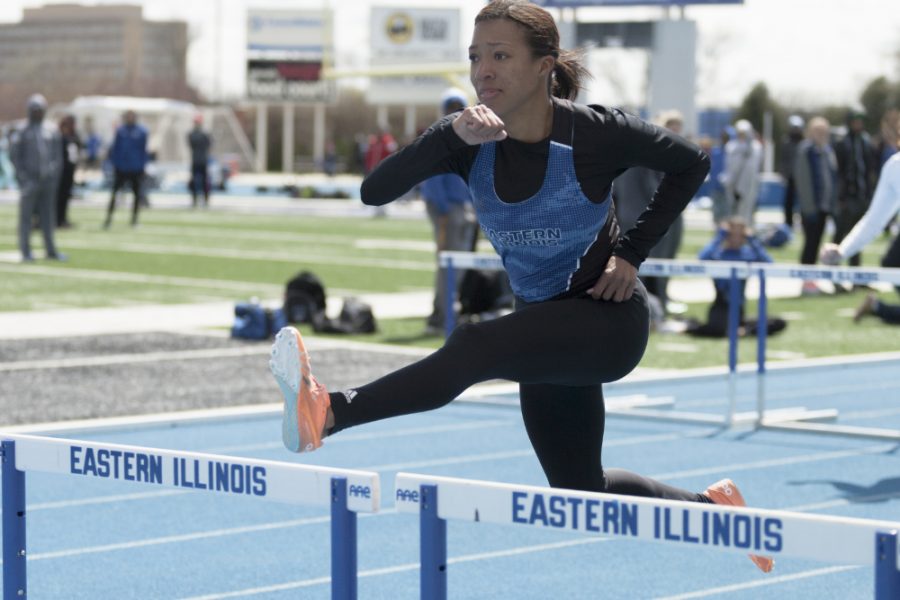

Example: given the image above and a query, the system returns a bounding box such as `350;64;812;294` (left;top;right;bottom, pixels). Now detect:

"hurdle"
1;433;380;600
439;251;880;432
395;472;900;599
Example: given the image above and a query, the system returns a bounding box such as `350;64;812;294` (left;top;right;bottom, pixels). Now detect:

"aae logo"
396;488;419;503
349;485;371;499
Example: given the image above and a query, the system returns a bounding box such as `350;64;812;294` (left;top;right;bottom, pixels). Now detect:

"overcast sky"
2;0;898;109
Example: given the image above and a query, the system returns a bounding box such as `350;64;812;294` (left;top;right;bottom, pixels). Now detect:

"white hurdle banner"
395;472;900;599
439;252;900;285
439;252;900;441
1;434;380;600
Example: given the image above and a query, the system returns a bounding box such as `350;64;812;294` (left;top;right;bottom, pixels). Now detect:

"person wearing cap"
187;113;213;208
833;110;878;268
9;93;66;262
778;115;805;228
419;88;478;335
722;118;763;225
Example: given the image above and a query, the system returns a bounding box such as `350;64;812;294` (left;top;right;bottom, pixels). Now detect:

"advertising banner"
368;6;462;105
246;9;335;103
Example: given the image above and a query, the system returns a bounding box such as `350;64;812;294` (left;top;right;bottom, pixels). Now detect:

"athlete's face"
468;19;553;120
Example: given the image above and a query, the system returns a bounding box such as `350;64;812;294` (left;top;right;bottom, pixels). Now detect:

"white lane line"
3;238;435;271
0;346;270;372
0;263;282;294
359;429;718;473
29;490;189;511
25;515;331;560
206;419;517;453
1;403;282;435
649;443;897;481
178;537;608;599
785;491;900;513
654;565;859;600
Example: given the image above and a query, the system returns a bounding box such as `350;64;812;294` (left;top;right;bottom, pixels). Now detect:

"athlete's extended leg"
327;290;651;433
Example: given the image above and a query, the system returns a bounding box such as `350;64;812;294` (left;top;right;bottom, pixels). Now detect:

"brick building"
0;4;195;121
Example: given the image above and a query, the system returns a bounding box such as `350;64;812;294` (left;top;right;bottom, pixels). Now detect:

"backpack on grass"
231;302;287;340
283;271;327;324
282;271;377;335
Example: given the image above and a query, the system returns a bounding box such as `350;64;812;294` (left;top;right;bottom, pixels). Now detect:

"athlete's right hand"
452;105;508;145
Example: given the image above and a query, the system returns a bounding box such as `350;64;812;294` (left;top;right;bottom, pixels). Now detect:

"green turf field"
2;200;897;370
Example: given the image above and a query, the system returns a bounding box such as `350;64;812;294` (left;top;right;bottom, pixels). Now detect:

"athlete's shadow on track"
788;477;900;504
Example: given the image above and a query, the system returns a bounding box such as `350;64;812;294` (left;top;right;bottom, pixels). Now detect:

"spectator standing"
723;119;763;226
322;140;338;176
83;117;102;168
9;94;65;262
0;126;11;189
613;109;687;317
778;115;805;228
187;114;212;208
420;88;479;335
833;110;878;267
877;109;899;168
709;126;732;225
104;110;148;228
56;114;81;228
821;153;900;324
364;128;397;217
364;128;397;175
793;116;838;295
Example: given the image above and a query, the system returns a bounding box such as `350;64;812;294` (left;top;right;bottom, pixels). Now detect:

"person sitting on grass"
686;216;787;338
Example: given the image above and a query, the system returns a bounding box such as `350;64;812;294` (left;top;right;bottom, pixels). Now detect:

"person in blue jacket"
104;110;148;228
686;216;786;337
420;88;479;334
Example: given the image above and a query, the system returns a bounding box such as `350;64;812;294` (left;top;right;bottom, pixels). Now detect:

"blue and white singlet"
468;108;610;302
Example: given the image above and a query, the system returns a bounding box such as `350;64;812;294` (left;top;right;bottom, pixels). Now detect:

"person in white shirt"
821;152;900;323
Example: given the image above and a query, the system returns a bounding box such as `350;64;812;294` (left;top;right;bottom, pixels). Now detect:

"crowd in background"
2;89;899;330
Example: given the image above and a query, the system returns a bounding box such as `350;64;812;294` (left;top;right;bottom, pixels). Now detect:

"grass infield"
2;200;897;370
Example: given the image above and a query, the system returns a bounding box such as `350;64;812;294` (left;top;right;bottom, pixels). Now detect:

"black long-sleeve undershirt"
361;98;709;293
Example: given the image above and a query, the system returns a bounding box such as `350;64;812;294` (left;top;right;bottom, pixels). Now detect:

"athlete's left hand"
588;256;637;302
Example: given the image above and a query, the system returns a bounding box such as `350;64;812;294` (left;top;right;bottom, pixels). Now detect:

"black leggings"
106;170;143;225
800;210;828;265
330;284;709;503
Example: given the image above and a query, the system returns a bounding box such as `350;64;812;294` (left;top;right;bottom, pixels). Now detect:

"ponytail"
551;49;589;100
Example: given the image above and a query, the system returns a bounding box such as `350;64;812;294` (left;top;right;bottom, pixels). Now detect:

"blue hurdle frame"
1;441;26;600
416;483;900;600
1;440;363;600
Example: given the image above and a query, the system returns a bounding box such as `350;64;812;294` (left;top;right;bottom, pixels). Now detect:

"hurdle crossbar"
395;472;900;599
1;434;380;600
439;252;900;440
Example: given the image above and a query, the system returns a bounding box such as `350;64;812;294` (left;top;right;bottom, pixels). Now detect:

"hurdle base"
608;406;837;427
761;421;900;442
